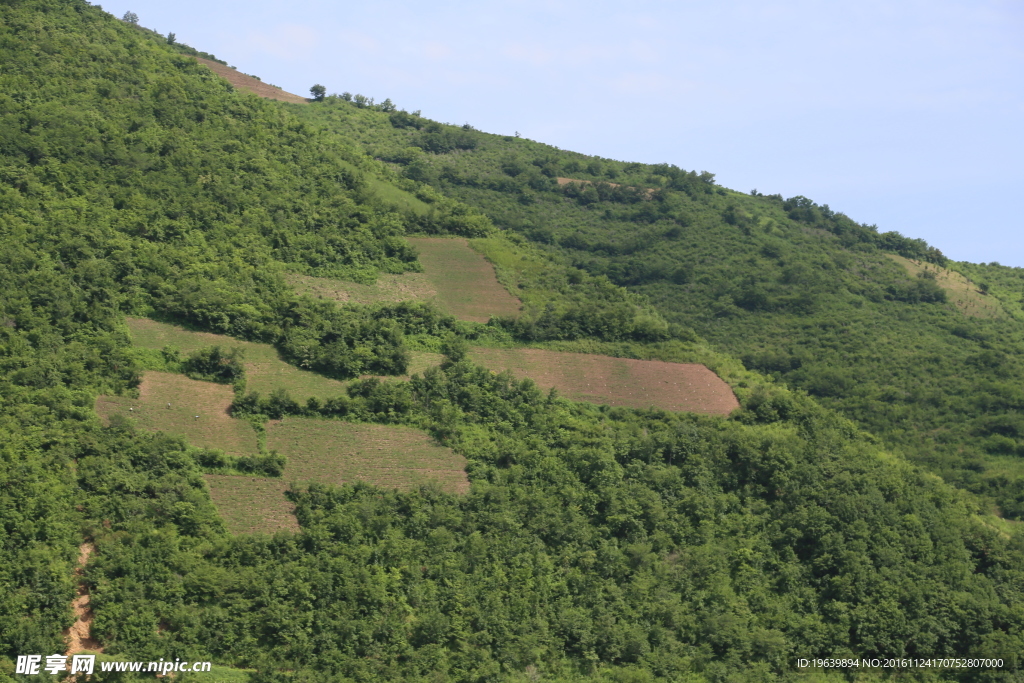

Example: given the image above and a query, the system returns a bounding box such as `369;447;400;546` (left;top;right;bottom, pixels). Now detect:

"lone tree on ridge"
309;84;326;102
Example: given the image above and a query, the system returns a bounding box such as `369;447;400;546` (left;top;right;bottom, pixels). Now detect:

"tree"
309;84;326;102
167;32;176;45
122;11;139;24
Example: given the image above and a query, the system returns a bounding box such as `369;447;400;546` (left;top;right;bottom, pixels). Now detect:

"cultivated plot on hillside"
95;371;257;456
888;255;1002;318
289;238;521;323
194;57;307;104
287;272;437;306
470;348;739;415
204;475;299;535
408;237;521;322
127;317;348;401
128;317;442;389
267;419;469;494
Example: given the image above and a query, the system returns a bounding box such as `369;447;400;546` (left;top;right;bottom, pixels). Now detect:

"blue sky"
101;0;1023;267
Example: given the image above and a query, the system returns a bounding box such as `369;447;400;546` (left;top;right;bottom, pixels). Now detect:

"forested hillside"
295;98;1024;520
2;1;1024;681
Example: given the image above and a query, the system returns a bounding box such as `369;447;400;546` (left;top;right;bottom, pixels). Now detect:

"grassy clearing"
408;237;522;323
204;475;299;535
361;351;444;381
286;238;522;324
95;372;258;456
126;317;348;401
267;419;469;494
286;272;437;306
888;255;1003;318
470;347;740;415
367;176;432;215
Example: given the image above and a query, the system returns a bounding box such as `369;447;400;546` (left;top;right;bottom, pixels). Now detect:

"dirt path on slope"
65;542;103;655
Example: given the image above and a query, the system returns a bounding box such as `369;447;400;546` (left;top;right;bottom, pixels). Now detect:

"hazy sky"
100;0;1023;266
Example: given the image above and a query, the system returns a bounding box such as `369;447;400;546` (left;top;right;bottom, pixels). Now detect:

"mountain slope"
2;2;1024;681
294;97;1024;519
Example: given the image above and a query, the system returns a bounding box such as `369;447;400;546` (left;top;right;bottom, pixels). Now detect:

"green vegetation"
3;1;1024;681
126;318;350;401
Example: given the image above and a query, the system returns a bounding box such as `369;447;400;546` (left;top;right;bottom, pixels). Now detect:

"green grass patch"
407;236;522;322
367;175;432;215
285;271;437;306
126;318;348;402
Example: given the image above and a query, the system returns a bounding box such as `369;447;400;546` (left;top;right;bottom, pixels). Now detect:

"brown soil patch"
470;348;739;415
887;254;1002;318
268;419;469;494
407;237;522;323
204;476;300;535
65;542;103;655
95;372;257;456
194;57;307;104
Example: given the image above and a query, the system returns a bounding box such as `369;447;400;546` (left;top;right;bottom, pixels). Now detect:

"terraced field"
95;371;258;456
469;348;740;415
112;322;469;534
267;419;469;494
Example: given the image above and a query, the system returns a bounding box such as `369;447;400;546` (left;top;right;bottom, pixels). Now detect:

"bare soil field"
95;371;258;456
470;348;739;415
126;318;347;401
194;57;307;104
407;237;522;322
204;475;299;535
267;419;469;494
888;254;1002;318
